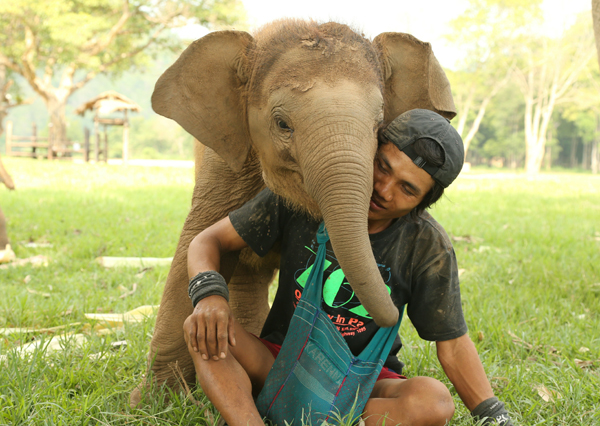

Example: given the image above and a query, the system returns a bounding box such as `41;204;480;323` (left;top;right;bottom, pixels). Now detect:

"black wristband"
188;270;229;308
471;397;513;425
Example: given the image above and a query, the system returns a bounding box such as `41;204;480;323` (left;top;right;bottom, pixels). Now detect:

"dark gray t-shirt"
229;188;467;371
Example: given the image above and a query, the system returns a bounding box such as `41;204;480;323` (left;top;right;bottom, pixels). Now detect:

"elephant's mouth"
262;166;323;218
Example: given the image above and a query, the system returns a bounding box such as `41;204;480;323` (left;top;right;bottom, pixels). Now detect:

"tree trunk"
455;86;474;137
44;95;69;152
524;64;559;175
582;142;590;169
522;61;542;175
570;136;578;168
592;113;600;174
593;0;600;69
463;95;493;158
461;72;510;159
544;146;552;171
524;98;546;175
525;140;545;174
592;139;599;174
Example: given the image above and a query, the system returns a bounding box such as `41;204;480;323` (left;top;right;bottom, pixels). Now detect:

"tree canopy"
0;0;246;147
445;0;598;173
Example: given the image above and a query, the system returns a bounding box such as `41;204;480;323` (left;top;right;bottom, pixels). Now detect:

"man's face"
368;142;435;232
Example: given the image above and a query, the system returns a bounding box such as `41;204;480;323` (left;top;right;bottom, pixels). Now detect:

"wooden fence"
4;121;100;161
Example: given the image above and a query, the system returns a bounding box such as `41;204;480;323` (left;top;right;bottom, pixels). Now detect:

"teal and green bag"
256;223;404;425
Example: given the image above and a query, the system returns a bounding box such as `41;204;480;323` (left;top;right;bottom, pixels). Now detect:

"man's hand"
183;295;236;361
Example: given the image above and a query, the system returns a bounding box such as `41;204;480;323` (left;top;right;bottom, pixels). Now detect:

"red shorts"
257;336;407;381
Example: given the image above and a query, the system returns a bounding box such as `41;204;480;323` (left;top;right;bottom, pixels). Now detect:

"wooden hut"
75;91;141;164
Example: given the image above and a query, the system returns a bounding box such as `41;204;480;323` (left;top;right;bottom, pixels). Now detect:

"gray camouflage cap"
381;109;464;188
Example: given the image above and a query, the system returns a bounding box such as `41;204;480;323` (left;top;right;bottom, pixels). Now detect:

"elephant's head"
151;20;455;327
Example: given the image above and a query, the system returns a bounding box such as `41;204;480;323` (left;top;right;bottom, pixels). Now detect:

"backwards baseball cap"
381;109;464;188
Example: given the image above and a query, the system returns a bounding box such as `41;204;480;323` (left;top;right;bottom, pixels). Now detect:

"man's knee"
403;377;455;424
374;377;454;425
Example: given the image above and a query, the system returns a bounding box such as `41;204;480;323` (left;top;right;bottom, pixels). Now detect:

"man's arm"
187;216;248;278
437;334;514;424
436;333;494;411
184;216;248;361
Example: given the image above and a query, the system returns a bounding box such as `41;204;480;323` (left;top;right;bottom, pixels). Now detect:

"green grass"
1;158;599;425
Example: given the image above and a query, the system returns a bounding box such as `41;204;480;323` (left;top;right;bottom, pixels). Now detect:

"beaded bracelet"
188;270;229;308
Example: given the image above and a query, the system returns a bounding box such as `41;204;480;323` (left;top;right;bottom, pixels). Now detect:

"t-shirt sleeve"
407;224;468;342
228;188;284;257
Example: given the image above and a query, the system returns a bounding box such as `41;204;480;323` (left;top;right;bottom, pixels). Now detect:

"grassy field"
0;158;599;425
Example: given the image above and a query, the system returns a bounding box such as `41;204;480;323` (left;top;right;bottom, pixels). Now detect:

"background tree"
447;0;597;173
444;0;538;160
468;85;526;167
512;13;596;174
0;0;246;150
592;0;600;173
559;43;600;173
446;66;511;160
0;65;30;138
594;0;600;68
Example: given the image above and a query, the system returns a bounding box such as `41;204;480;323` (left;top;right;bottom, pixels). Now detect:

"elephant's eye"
277;120;291;131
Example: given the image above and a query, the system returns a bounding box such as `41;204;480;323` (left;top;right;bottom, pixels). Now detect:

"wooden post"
94;116;100;163
122;109;129;165
47;123;53;160
32;122;38;159
84;127;90;162
103;125;108;162
592;114;599;175
5;120;12;156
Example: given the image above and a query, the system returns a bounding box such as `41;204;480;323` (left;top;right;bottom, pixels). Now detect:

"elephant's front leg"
228;251;278;336
130;206;242;407
131;149;265;407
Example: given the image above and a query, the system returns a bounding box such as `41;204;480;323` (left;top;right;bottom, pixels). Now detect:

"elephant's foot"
130;374;223;426
129;380;145;408
128;377;176;409
0;244;15;264
130;355;197;408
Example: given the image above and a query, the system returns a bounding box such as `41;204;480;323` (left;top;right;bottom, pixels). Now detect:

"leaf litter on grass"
507;330;560;358
534;384;562;403
0;254;49;269
0;305;158;362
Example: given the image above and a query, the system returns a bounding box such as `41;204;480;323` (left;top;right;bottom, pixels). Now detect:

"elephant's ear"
373;33;457;122
152;31;253;172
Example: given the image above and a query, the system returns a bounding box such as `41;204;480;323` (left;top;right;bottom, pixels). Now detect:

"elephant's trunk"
299;117;399;328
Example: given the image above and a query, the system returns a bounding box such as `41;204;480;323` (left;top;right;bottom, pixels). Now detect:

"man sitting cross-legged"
183;109;514;426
